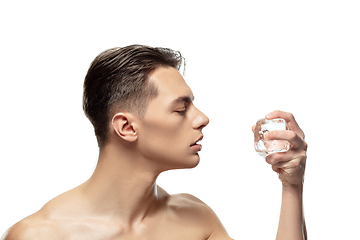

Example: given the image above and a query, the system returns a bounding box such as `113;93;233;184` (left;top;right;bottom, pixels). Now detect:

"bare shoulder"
169;193;209;209
1;215;55;240
2;190;77;240
167;193;233;240
167;193;220;222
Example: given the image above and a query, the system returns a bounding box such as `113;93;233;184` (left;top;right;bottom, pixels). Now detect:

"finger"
265;110;305;139
271;155;306;186
265;149;301;165
266;151;290;165
272;161;284;173
270;155;300;174
252;125;255;133
265;130;304;150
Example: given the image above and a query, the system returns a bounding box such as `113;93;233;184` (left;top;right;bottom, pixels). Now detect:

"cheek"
141;114;188;144
138;119;190;162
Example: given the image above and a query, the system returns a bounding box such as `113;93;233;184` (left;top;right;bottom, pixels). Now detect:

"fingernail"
264;132;269;139
265;113;271;119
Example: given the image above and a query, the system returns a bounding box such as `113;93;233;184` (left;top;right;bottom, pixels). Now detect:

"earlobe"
111;113;138;142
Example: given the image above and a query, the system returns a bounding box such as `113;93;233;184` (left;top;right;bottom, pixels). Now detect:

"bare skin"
2;67;307;240
262;111;307;240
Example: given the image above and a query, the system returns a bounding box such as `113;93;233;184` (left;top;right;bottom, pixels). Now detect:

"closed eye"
170;95;194;116
176;109;187;115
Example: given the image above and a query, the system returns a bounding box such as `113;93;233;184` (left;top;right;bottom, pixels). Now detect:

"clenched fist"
254;110;307;187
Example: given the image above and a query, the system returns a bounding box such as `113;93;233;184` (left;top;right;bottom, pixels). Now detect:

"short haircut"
83;44;184;147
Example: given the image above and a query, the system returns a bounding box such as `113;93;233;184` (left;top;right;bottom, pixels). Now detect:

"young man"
2;45;307;239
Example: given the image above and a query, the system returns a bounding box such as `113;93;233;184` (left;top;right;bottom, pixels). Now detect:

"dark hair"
83;44;184;147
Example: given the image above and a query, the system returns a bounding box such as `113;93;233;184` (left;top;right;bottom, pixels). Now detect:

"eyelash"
176;102;191;115
177;109;187;115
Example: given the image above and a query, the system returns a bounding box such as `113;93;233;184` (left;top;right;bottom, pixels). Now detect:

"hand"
254;110;307;187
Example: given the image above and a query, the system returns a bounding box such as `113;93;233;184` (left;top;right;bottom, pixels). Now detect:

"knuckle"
265;155;273;164
303;141;308;151
284;111;294;120
296;160;306;171
266;154;278;164
288;112;295;118
291;159;301;168
267;152;284;164
289;131;297;141
301;131;305;140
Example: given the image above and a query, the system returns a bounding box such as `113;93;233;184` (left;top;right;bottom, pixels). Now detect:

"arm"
277;184;307;240
262;110;307;240
211;110;307;240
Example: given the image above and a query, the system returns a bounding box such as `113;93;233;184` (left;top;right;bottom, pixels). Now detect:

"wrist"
282;182;303;190
282;183;303;199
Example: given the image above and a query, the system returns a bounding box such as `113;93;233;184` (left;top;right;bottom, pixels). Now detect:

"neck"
80;142;164;225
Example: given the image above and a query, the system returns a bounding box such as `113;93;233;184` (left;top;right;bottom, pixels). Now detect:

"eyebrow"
169;95;195;108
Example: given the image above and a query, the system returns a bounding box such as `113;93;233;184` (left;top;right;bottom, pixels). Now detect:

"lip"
190;135;204;150
190;144;202;152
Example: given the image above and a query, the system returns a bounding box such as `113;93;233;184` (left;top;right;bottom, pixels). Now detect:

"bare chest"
48;219;209;240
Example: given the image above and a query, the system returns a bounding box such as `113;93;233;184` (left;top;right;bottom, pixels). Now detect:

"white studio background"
1;1;359;239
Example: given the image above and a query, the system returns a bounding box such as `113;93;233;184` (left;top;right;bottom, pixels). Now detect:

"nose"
192;107;210;130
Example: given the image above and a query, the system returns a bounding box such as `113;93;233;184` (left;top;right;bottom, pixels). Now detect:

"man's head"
83;45;184;147
134;67;209;170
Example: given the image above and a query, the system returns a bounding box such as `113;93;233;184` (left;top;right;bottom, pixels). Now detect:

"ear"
111;113;138;142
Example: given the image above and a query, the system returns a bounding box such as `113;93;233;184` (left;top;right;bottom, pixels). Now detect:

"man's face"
137;67;209;171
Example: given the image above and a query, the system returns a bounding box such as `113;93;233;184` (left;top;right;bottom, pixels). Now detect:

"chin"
161;155;200;172
180;154;201;169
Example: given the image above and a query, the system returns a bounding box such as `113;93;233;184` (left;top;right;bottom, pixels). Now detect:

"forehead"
149;67;193;101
